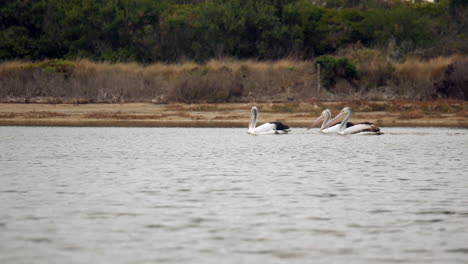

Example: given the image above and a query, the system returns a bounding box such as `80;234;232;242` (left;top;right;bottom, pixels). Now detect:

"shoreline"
1;102;467;128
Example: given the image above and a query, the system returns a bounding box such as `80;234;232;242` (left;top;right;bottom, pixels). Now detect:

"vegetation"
316;55;358;88
1;0;466;62
1;0;467;102
1;56;467;103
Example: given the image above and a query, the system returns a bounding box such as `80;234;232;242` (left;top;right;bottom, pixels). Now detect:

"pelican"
307;109;354;133
248;106;291;135
324;107;382;135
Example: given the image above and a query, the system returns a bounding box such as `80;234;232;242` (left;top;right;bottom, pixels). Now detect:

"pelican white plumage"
307;109;354;134
325;107;382;135
248;106;291;135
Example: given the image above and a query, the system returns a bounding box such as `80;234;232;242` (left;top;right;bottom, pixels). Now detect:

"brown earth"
0;101;467;128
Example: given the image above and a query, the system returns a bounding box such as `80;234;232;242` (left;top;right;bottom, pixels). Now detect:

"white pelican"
307;109;354;134
248;106;291;135
324;107;382;135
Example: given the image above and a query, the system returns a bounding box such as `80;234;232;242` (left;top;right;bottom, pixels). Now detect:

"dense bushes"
0;59;318;103
169;67;239;103
1;57;467;103
434;61;468;100
316;55;357;89
2;0;466;103
1;0;465;62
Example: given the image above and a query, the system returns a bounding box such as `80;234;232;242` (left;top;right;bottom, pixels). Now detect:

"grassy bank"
1;55;467;104
1;101;467;128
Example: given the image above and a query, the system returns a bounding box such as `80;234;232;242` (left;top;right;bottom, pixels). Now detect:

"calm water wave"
1;126;467;263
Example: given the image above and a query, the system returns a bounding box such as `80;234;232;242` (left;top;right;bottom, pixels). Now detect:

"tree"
357;5;433;56
316;55;358;88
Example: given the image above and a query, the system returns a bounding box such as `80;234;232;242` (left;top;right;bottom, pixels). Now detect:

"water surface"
1;127;468;263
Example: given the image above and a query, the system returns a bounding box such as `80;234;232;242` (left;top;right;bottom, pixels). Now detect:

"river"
1;127;467;263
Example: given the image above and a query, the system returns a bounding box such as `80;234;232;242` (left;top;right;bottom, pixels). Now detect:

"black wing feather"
270;122;290;130
345;122;355;128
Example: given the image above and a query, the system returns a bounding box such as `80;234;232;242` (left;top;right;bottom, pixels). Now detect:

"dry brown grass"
338;46;395;91
1;56;467;103
144;61;200;80
394;56;463;82
74;59;141;74
168;66;236;103
337;44;468;100
205;58;308;72
0;61;29;74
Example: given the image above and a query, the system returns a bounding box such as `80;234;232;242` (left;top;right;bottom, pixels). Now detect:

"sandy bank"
0;102;467;128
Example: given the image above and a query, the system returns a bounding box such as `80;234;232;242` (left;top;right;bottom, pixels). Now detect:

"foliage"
25;59;76;74
0;0;465;62
358;5;433;57
316;55;357;88
434;60;468;100
2;57;467;102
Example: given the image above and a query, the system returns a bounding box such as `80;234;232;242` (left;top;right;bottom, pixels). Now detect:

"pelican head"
308;109;332;130
248;106;258;132
324;107;353;129
251;106;258;114
340;107;352;116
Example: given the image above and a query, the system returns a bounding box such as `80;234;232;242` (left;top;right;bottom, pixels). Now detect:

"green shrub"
24;59;75;75
99;49;136;63
315;55;357;88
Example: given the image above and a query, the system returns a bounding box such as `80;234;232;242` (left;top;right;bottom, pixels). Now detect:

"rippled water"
1;126;468;263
